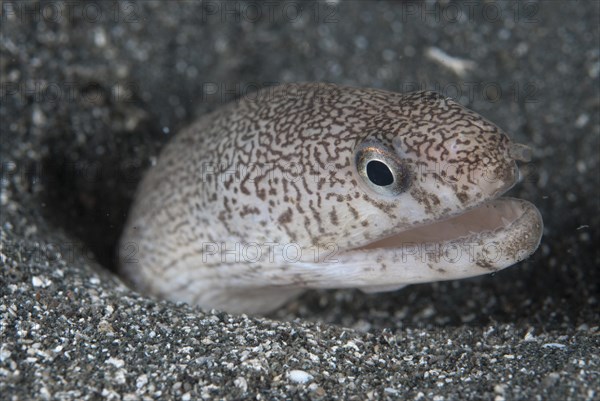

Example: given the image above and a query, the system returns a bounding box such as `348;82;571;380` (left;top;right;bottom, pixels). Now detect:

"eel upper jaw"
356;196;543;255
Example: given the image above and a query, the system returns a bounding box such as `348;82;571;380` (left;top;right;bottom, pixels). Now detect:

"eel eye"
354;139;411;196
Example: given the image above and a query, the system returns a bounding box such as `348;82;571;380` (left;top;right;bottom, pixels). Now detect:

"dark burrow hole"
36;75;228;274
39;116;167;274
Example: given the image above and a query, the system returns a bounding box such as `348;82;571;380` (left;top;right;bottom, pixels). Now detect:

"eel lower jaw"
333;197;543;290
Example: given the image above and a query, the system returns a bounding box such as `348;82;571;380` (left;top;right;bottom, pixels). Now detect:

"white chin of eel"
119;83;544;315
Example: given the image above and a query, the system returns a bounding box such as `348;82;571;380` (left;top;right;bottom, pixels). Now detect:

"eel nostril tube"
508;143;533;162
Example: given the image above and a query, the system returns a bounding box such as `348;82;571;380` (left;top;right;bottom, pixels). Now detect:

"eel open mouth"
325;196;543;292
336;196;544;291
361;197;543;252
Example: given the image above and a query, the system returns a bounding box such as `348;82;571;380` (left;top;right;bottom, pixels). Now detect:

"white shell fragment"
288;370;314;384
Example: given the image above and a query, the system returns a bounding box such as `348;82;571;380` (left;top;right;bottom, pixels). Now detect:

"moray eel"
119;83;543;315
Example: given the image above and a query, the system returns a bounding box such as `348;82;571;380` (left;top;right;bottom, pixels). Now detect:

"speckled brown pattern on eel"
119;83;543;315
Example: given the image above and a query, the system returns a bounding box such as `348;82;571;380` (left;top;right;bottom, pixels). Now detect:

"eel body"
119;83;543;314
